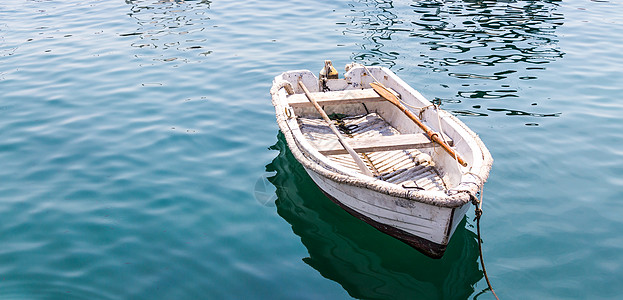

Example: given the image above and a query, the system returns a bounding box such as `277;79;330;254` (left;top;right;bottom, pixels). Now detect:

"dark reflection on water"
344;0;403;68
268;133;483;299
343;0;564;121
346;0;564;71
409;0;564;73
123;0;213;63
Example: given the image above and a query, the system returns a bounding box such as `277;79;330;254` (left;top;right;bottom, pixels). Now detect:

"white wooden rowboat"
270;62;493;258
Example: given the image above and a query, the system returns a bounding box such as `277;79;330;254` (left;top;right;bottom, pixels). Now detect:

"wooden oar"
298;81;374;176
370;82;468;167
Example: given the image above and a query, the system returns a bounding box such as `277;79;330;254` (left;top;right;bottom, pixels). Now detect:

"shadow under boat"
267;132;483;299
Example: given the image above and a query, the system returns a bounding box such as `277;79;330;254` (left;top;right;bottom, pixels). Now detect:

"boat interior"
286;85;453;193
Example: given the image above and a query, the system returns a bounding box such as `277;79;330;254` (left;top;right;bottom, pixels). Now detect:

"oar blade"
370;82;400;106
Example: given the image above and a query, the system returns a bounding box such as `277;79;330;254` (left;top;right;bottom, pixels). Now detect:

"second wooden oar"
298;81;373;176
370;82;468;167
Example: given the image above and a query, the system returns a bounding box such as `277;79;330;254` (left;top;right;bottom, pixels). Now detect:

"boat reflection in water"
267;133;483;299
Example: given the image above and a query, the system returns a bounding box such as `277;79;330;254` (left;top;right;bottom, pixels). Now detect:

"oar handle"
370;82;468;167
298;81;373;176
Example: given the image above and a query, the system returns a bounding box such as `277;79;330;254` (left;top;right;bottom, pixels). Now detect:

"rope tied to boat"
469;185;500;300
402;101;436;119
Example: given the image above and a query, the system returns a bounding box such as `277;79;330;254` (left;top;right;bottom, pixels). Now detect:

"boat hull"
304;167;470;258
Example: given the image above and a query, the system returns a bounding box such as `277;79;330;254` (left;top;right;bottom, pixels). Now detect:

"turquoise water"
1;0;622;299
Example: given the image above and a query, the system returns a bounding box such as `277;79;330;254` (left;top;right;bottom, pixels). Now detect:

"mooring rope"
470;187;500;300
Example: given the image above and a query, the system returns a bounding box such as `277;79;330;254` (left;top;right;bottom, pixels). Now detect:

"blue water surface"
1;0;622;299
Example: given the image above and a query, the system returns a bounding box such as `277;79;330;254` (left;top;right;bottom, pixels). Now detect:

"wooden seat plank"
316;133;453;155
287;88;384;107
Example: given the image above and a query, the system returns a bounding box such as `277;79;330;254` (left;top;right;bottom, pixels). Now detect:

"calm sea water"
1;0;622;299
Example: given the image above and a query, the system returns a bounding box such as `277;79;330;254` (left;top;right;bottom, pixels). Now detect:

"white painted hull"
305;167;469;258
